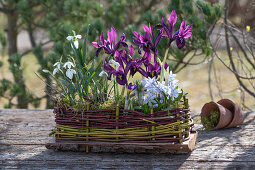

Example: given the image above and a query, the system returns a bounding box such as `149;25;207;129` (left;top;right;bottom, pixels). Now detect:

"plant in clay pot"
201;111;220;131
200;102;233;130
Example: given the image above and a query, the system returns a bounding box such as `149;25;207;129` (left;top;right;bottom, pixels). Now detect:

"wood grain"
0;109;255;169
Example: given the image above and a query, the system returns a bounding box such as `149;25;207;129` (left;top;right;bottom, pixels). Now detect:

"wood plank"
0;109;255;169
45;132;197;154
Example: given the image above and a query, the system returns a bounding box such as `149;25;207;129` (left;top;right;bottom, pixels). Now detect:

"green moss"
201;111;220;131
55;96;125;111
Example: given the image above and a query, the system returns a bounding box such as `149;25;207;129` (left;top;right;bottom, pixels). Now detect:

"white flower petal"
53;62;60;67
66;69;76;79
66;69;73;79
76;35;82;39
63;61;74;69
71;69;76;75
99;71;108;77
42;69;49;73
109;59;120;68
74;40;79;49
53;68;58;75
66;36;73;41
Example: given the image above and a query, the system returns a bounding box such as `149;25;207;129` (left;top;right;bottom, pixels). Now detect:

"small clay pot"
217;99;244;128
201;102;233;129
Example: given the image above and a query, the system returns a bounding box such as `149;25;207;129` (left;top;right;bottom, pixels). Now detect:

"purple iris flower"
148;61;161;78
128;83;137;91
175;20;192;49
103;60;131;86
156;10;177;40
92;27;128;56
133;24;163;51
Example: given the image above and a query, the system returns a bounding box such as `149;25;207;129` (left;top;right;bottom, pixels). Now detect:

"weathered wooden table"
0;109;254;169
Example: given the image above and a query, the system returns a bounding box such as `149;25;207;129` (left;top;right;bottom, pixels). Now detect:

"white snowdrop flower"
66;35;82;41
109;59;120;68
42;69;49;73
53;61;61;68
53;62;63;75
63;61;75;69
66;34;82;49
66;69;77;80
99;71;108;77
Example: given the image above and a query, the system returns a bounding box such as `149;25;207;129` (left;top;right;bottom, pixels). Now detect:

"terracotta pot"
217;99;244;128
201;102;233;129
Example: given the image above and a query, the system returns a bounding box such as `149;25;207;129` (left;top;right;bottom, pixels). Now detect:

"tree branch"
224;0;255;97
20;40;52;57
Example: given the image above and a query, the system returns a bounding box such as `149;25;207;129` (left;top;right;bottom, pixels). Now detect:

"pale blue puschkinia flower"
63;61;76;79
141;71;182;107
53;62;63;75
66;34;82;49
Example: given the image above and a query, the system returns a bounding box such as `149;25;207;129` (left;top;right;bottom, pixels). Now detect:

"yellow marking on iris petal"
180;38;183;43
246;25;250;32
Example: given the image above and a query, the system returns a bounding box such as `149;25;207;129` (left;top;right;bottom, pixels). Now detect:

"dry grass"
0;52;254;113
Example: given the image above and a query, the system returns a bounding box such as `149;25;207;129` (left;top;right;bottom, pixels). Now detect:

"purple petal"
168;10;177;28
111;27;117;45
154;24;163;29
132;31;139;38
124;61;132;75
129;45;134;57
153;30;163;48
96;47;103;56
144;51;151;65
128;83;137;90
119;41;128;48
138;67;148;77
100;32;105;45
176;37;186;49
179;20;186;35
116;72;127;85
149;23;152;35
183;32;192;39
143;24;150;34
92;42;99;48
164;62;168;70
107;30;111;44
120;33;126;42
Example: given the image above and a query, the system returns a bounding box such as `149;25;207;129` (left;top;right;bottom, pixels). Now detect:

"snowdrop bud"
109;59;120;68
42;69;49;73
99;71;108;77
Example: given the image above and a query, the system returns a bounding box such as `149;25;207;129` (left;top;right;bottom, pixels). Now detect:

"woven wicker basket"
51;102;194;145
